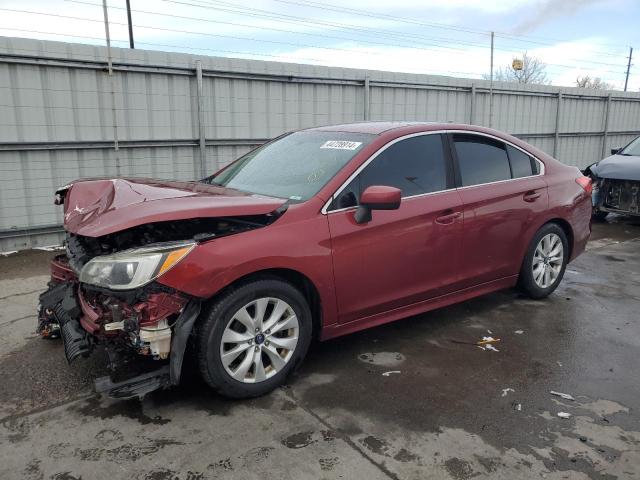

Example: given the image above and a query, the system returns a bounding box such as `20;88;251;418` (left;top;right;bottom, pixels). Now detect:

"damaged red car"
38;122;592;399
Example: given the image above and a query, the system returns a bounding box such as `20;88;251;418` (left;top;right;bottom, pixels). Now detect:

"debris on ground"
557;361;563;367
452;336;500;351
550;391;575;401
557;412;572;419
0;250;18;257
501;388;515;397
381;371;401;376
514;330;524;334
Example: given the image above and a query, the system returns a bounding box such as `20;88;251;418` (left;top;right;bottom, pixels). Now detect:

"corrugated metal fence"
2;36;640;250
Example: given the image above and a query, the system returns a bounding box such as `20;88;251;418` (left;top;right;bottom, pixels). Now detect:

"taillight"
575;176;593;195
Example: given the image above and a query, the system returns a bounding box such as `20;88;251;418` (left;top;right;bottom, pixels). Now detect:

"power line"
153;0;629;69
152;0;488;52
270;0;486;35
0;7;629;79
0;26;320;63
493;33;627;58
61;0;629;71
83;0;575;68
267;0;630;58
65;0;476;56
64;1;492;56
1;7;468;59
0;25;486;78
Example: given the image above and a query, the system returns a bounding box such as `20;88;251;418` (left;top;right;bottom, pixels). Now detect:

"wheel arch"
545;218;574;260
519;217;575;281
204;268;323;340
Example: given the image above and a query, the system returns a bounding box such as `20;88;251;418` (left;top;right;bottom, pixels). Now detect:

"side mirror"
611;148;621;155
354;186;401;224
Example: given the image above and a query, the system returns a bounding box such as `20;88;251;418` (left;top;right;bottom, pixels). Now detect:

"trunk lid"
62;178;287;237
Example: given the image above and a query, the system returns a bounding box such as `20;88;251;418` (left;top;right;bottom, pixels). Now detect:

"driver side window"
330;134;448;210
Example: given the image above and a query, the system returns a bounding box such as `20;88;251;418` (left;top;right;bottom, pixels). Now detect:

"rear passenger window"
531;158;541;175
506;145;535;178
330;134;448;209
453;134;512;187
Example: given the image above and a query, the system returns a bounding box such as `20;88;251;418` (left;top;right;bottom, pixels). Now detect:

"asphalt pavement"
1;217;639;480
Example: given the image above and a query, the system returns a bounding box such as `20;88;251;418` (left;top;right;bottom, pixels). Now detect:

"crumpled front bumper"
38;282;92;363
591;177;640;216
38;255;201;398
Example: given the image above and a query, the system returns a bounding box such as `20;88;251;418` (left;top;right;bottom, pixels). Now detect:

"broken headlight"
79;241;195;290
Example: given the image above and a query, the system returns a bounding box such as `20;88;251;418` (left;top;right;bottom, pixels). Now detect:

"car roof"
304;121;559;170
307;121;445;135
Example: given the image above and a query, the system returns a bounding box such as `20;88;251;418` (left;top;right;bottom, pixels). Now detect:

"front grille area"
602;179;640;215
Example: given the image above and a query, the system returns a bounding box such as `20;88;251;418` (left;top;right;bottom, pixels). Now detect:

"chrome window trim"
321;129;545;215
326;187;458;215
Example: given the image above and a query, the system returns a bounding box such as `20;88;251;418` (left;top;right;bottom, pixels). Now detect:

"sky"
0;0;638;90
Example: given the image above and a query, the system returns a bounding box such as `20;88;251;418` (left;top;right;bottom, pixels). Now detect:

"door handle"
523;191;541;202
435;210;462;225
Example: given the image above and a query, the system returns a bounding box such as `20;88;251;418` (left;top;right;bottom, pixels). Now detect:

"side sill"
319;275;519;341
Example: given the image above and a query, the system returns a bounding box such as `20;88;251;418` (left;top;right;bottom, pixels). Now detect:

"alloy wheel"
219;297;299;383
532;233;564;289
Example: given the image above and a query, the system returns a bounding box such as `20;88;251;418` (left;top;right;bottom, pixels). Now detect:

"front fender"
157;213;338;327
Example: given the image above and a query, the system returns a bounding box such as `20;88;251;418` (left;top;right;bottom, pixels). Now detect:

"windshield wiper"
200;175;221;185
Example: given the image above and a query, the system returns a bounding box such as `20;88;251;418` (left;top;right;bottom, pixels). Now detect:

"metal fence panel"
556;135;604;168
1;36;640;250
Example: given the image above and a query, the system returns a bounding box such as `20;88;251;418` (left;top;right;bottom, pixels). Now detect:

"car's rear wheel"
196;278;312;398
518;224;568;299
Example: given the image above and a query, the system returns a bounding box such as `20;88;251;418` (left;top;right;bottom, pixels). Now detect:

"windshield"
620;136;640;156
206;131;375;201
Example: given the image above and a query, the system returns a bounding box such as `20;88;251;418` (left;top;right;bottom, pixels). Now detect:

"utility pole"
489;31;494;128
125;0;135;49
102;0;121;175
624;46;633;92
102;0;113;74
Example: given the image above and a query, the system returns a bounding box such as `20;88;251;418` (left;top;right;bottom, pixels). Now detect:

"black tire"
196;277;312;399
518;223;569;299
593;209;608;221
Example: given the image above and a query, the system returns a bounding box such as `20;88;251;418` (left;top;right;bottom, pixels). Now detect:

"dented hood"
591;154;640;181
62;178;286;237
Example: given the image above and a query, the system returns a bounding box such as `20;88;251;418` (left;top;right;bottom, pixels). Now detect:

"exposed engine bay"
64;216;277;272
595;178;640;215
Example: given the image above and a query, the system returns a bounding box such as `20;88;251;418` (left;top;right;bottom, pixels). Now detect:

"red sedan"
39;122;592;399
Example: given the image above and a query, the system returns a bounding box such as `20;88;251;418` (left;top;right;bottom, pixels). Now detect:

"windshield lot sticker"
321;140;363;150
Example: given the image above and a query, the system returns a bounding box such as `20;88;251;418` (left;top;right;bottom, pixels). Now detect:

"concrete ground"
1;217;639;480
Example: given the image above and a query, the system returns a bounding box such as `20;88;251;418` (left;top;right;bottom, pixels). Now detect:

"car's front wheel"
196;278;312;398
518;223;569;299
